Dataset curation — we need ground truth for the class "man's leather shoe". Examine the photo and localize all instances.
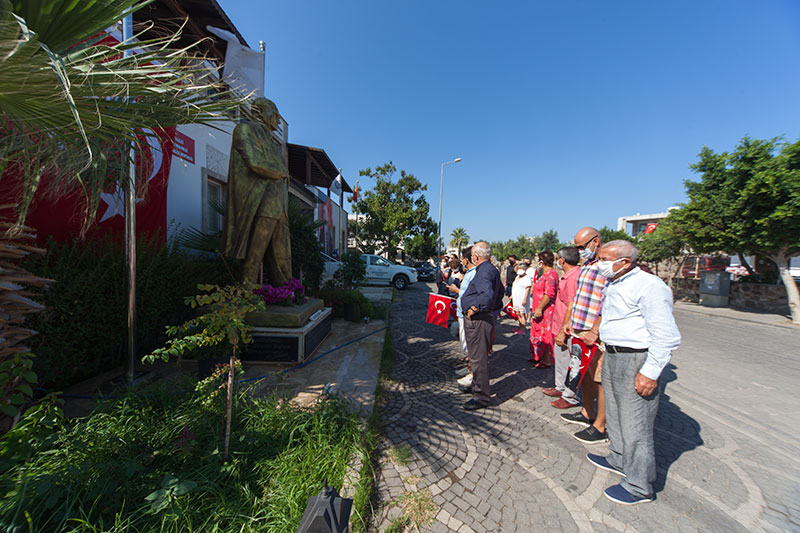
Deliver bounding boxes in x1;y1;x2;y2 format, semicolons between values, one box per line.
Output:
541;387;562;398
463;399;489;410
551;397;580;409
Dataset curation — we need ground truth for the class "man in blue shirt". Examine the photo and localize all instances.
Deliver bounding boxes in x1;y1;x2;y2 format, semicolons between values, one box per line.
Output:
459;242;504;410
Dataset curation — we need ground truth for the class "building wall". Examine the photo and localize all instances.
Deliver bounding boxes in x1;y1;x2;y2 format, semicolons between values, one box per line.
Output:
166;122;234;235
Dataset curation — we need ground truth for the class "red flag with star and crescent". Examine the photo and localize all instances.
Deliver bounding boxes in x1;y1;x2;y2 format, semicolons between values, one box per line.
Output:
426;293;457;328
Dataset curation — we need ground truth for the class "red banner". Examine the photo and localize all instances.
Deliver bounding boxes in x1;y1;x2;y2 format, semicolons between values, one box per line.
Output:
563;336;599;394
0;128;175;245
645;223;658;234
426;293;457;328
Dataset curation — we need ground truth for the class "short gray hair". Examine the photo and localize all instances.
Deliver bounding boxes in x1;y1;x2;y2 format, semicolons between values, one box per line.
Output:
473;242;491;259
603;240;638;264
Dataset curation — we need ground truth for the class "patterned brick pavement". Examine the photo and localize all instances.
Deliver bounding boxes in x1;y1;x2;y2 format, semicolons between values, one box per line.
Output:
372;283;799;532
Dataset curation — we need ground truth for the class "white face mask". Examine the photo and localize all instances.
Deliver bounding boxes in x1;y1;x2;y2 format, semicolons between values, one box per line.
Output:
579;246;595;261
597;258;625;279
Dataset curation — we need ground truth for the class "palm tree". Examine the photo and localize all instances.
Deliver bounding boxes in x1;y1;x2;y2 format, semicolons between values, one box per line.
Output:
1;0;245;231
449;227;469;253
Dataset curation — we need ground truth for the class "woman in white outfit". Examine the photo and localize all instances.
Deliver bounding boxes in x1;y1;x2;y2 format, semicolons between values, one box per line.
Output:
511;264;532;334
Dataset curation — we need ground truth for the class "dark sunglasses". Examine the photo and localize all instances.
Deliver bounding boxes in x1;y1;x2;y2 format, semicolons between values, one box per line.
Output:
575;235;598;250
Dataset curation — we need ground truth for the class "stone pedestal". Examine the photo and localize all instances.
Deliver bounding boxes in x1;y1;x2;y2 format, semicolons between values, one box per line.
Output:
242;299;332;363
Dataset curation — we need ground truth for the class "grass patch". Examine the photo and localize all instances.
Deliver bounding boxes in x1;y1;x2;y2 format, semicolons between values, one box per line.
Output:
388;445;412;467
398;488;437;529
384;515;409;533
0;377;365;532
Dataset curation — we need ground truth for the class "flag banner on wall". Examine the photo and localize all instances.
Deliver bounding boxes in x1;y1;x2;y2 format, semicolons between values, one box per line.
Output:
426;293;457;328
0;128;175;245
645;223;658;234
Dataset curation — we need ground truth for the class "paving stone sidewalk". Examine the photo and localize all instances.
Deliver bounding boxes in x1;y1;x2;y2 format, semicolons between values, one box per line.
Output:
371;284;798;532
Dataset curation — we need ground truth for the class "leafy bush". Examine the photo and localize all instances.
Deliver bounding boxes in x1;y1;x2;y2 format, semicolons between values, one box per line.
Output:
0;380;365;532
23;236;231;389
332;251;366;289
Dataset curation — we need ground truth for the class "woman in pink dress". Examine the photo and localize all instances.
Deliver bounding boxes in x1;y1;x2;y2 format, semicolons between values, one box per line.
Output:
529;250;559;368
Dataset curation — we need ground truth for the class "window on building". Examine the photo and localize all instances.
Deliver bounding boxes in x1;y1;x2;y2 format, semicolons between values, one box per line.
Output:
202;168;227;233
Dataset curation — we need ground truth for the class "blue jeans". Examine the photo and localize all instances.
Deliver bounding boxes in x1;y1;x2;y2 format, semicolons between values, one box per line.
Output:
603;350;659;498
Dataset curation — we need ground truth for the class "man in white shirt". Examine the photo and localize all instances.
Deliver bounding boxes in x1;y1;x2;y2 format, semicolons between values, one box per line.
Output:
586;240;681;505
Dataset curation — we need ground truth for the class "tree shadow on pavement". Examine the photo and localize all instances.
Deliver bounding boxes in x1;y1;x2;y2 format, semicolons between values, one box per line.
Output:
652;363;703;493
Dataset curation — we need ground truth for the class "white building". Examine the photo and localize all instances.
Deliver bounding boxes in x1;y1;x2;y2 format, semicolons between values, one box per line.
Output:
617;207;679;237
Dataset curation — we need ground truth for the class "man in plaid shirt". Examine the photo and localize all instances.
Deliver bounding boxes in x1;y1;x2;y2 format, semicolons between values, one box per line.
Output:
553;227;609;445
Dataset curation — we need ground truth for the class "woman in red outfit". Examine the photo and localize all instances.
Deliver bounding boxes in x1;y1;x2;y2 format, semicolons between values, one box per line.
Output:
529;250;559;368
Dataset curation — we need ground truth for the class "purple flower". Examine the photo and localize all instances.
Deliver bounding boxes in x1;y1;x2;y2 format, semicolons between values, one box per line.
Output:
254;278;306;305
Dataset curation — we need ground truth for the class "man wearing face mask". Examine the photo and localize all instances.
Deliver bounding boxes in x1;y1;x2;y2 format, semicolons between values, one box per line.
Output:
586;240;681;505
553;227;608;446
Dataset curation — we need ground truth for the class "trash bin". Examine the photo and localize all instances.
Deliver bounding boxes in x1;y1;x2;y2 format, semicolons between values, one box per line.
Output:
699;271;731;307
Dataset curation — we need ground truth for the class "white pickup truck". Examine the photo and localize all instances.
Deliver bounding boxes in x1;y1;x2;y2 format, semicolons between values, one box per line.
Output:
321;253;418;289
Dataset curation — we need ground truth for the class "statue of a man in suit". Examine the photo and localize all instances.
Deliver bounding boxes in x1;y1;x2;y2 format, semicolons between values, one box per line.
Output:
221;98;291;285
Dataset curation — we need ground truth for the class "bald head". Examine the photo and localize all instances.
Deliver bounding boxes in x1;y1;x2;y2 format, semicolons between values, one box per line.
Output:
574;227;601;247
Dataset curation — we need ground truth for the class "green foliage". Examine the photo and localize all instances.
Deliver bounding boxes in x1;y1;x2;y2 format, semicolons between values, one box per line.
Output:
637;216;685;263
23;236;230;389
143;284;264;364
332;250;367;289
288;197;325;292
353;162;434;260
1;0;245;232
672;136;800;258
598;226;632;244
449;227;470;252
404;218;438;260
0;383;366;532
489;229;562;261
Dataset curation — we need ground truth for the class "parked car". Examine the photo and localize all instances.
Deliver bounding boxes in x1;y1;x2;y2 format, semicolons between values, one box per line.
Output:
414;261;436;281
320;253;418;289
681;255;729;278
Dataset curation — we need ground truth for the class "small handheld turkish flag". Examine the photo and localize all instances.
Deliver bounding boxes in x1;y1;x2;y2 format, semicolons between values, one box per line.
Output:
426;293;456;328
502;300;519;320
563;336;600;395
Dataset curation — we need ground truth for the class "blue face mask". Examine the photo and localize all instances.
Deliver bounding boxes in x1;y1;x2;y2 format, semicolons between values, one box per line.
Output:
579;246;595;261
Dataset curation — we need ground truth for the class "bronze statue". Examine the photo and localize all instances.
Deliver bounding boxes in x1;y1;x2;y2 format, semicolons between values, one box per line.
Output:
222;98;292;285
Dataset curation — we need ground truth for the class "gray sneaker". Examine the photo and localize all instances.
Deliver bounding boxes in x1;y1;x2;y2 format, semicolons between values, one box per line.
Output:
574;425;608;444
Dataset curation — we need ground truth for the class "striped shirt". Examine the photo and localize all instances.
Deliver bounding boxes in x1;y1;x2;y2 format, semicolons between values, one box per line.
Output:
569;260;607;331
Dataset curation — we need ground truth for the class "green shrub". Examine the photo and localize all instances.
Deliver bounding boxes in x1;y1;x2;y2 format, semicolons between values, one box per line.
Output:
0;380;365;532
23;236;230;389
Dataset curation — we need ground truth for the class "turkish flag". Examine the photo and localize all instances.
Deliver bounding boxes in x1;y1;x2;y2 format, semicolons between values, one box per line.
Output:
645;223;658;234
563;336;600;394
426;293;456;328
0;127;175;246
502;300;519;320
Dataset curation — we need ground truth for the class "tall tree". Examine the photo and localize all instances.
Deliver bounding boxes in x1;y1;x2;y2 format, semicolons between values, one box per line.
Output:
671;136;800;323
637;216;687;283
599;226;632;244
530;229;561;253
405;218;438;260
449;227;469;253
352;162;432;260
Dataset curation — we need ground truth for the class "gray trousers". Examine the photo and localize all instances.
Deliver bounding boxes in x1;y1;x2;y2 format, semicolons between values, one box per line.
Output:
463;314;495;405
603;350;659;498
554;345;578;403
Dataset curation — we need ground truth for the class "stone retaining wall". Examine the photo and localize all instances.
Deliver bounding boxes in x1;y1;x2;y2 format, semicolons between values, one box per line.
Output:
667;277;790;314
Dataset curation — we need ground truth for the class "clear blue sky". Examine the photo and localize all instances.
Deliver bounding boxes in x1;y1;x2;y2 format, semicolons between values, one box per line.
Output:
221;0;800;244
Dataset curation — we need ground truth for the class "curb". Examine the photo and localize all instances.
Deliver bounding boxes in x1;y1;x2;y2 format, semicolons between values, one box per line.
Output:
674;303;798;331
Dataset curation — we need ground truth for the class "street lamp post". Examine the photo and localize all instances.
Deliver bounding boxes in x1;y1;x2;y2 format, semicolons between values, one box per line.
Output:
437;157;462;281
